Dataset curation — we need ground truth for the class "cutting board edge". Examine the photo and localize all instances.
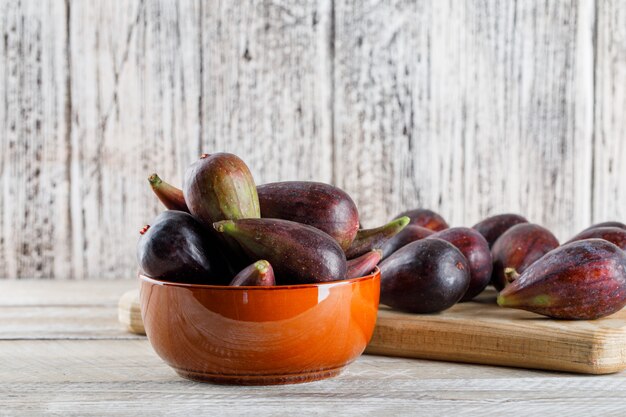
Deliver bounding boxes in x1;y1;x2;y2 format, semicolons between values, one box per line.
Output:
363;345;626;375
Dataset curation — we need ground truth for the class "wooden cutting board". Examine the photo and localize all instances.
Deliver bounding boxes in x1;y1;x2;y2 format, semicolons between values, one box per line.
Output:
118;289;626;375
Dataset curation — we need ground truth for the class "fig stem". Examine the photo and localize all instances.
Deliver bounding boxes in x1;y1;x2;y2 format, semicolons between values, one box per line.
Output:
148;173;162;188
504;267;520;283
213;220;235;233
253;260;270;274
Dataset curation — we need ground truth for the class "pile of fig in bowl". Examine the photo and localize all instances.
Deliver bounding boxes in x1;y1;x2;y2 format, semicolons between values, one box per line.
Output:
137;152;389;385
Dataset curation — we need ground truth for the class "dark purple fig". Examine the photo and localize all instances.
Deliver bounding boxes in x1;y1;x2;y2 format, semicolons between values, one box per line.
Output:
345;217;410;259
379;238;470;313
257;181;359;251
229;260;276;286
497;239;626;319
395;208;449;231
428;227;492;301
581;221;626;233
491;223;559;291
346;250;382;279
213;218;347;284
381;225;434;259
472;213;528;248
148;173;190;212
137;211;227;284
183;153;260;226
567;227;626;250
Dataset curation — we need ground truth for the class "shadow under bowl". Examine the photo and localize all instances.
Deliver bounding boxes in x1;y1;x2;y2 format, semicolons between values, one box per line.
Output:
139;268;380;385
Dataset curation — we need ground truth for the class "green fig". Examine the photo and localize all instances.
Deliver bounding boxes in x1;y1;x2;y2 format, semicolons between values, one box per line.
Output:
183;153;260;226
345;217;410;259
214;218;347;284
148;173;189;212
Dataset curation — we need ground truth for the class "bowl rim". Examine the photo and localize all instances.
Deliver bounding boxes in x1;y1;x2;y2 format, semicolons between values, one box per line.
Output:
138;266;380;291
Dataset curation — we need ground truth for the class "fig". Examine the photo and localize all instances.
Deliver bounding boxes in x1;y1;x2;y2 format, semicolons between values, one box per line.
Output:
137;211;227;284
472;213;528;248
581;221;626;233
345;217;410;259
257;181;359;251
148;173;189;212
395;208;448;231
346;250;382;279
491;223;559;291
381;225;434;259
567;227;626;250
183;153;260;226
429;227;492;301
379;238;470;313
229;260;276;286
214;218;347;284
497;239;626;319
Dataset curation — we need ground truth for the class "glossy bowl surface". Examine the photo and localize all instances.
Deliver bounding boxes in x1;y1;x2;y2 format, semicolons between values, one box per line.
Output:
139;268;380;385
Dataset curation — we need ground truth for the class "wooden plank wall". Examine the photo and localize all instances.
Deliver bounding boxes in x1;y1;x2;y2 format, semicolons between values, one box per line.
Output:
0;0;624;279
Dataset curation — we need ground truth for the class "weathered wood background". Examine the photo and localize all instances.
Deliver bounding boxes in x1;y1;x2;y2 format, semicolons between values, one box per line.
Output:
0;0;624;279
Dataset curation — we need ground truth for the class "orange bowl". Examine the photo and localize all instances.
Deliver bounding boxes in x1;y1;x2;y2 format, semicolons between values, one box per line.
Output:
139;268;380;385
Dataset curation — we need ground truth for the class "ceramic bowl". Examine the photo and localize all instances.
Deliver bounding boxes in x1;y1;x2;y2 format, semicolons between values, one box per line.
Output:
139;268;380;385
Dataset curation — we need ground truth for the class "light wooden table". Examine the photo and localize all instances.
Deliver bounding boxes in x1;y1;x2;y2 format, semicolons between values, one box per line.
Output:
2;281;626;416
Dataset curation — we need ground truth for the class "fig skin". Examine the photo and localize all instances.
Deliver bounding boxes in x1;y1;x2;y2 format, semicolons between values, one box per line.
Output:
497;239;626;319
567;227;626;250
429;227;492;301
148;173;189;212
379;238;470;313
346;250;382;279
257;181;359;251
491;223;559;291
472;213;528;248
183;152;260;227
395;208;449;231
214;218;347;284
581;221;626;233
381;225;434;259
229;260;276;286
345;217;410;259
137;211;227;284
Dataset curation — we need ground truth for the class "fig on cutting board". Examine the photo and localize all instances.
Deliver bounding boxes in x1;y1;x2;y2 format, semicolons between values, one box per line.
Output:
183;152;260;226
567;227;626;250
380;225;434;259
229;260;276;286
395;208;449;231
346;250;382;279
581;221;626;233
345;217;410;259
257;181;359;251
379;238;470;313
472;213;528;248
214;218;347;284
429;227;492;301
497;239;626;319
137;211;228;284
148;173;189;212
491;223;559;291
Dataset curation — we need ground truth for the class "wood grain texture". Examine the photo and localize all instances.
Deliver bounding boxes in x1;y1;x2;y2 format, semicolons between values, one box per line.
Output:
68;0;203;280
592;0;626;229
2;0;626;279
199;0;333;184
0;0;72;279
333;0;595;240
3;281;626;416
